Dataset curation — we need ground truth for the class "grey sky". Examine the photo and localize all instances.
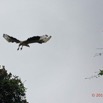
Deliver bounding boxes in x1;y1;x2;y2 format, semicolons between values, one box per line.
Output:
1;0;103;103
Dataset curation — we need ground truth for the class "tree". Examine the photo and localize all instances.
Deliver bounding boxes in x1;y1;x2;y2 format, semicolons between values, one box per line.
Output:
85;69;103;79
0;66;28;103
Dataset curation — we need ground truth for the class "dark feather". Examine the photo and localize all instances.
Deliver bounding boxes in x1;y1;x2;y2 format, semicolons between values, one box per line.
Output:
3;34;20;43
24;36;41;44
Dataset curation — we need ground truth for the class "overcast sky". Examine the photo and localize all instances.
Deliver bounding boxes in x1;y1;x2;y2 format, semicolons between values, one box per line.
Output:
1;0;103;103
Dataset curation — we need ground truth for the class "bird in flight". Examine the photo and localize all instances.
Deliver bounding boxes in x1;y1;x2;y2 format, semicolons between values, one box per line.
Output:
3;34;52;50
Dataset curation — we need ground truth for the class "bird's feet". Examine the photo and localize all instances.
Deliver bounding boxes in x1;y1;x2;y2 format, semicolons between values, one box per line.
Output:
17;48;19;50
17;46;23;50
20;47;22;50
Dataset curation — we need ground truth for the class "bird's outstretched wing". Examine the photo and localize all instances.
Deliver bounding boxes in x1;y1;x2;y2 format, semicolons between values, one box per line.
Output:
25;36;41;44
24;35;52;44
39;35;52;43
3;34;20;43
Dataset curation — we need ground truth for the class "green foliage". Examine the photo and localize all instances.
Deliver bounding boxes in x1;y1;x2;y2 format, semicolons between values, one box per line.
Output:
85;69;103;79
98;70;103;76
0;67;28;103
